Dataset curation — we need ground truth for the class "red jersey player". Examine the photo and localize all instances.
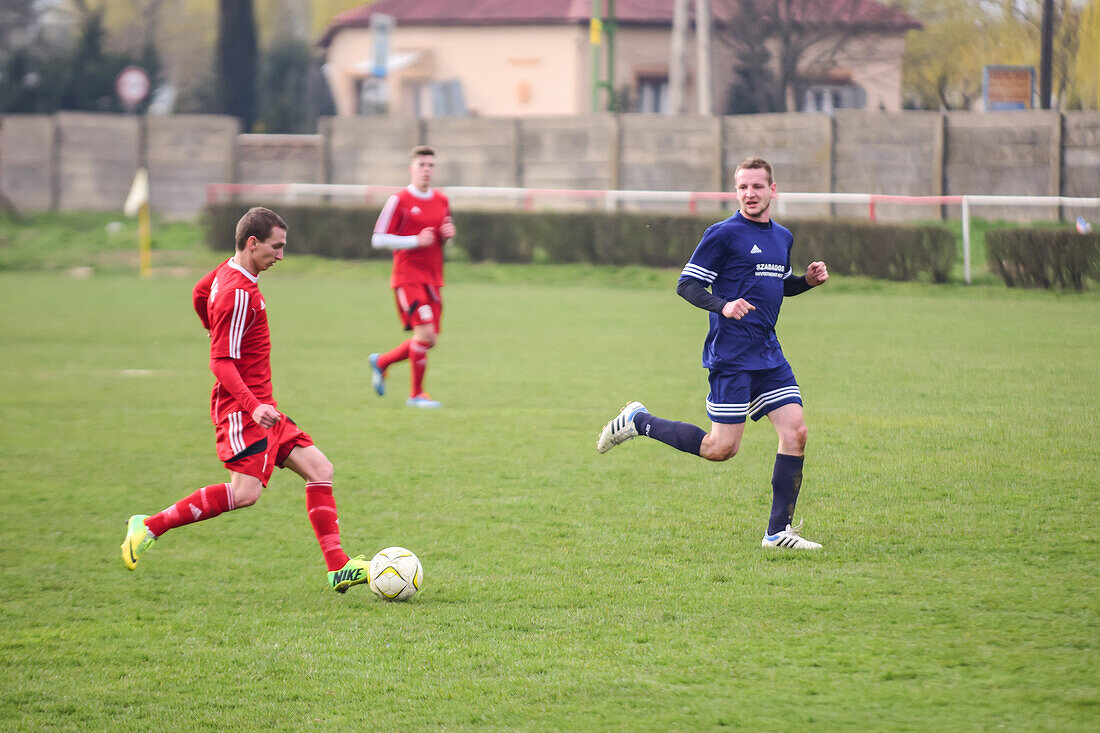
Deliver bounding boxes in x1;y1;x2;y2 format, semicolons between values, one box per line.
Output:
368;145;456;408
121;207;372;593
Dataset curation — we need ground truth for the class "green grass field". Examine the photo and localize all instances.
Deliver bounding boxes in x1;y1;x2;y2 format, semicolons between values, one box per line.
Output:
1;215;1098;730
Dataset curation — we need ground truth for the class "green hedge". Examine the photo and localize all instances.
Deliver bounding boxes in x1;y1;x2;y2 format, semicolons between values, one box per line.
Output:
204;202;385;260
785;220;955;283
204;202;956;281
986;228;1100;291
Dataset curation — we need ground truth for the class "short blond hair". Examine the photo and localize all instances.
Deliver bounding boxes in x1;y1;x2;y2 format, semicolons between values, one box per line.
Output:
734;156;774;185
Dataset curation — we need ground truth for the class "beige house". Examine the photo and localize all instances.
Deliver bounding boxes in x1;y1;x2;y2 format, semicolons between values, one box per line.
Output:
319;0;920;117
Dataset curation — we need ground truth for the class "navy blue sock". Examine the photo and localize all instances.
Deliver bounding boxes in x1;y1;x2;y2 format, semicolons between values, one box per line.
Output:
633;412;706;455
768;453;804;535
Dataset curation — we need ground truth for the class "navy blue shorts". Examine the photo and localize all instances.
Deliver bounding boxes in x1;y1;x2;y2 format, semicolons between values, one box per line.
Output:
705;362;802;424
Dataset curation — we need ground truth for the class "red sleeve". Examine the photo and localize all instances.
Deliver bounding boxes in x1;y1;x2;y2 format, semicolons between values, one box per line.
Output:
208;286;252;360
210;357;261;415
374;194;404;235
192;268;217;331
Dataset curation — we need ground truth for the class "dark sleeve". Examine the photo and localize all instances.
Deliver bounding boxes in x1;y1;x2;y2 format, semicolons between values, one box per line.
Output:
677;277;727;313
783;275;812;297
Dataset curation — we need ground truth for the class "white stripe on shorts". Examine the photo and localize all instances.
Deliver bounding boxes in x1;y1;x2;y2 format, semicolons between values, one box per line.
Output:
748;385;802;417
706;398;751;419
228;411;245;456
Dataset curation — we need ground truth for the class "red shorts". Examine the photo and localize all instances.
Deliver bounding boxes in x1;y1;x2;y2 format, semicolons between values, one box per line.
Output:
215;411;314;486
394;284;442;332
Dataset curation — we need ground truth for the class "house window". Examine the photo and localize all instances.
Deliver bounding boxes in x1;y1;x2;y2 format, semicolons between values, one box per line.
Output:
801;83;866;113
402;81;428;116
636;76;669;114
399;79;467;117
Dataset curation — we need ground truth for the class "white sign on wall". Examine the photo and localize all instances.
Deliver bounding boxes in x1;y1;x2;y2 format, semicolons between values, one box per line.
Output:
116;66;151;111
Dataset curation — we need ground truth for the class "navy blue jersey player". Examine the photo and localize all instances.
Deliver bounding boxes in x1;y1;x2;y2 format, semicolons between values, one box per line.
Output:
597;156;829;550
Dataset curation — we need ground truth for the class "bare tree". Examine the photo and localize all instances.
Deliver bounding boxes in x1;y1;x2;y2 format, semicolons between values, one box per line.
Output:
721;0;905;113
901;0;1086;110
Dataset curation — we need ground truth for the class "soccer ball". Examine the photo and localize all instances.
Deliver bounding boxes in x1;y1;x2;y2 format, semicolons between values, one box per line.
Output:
368;546;423;601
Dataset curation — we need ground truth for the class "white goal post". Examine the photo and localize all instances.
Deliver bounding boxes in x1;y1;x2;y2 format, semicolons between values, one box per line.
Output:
207;183;1100;285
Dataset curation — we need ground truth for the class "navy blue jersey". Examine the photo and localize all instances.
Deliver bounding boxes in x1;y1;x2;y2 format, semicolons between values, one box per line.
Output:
679;212;794;370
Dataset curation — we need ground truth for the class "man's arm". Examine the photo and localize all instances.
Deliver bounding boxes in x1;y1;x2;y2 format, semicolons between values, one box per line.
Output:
192;268;217;331
372;193;434;250
206;287;279;428
677;278;755;320
784;261;829;296
783;275;811;297
440;214;455;242
677;277;727;313
371;230;436;250
210;357;279;428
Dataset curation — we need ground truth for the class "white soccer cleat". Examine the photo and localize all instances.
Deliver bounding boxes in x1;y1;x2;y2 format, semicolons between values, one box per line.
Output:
596;401;647;454
761;520;822;550
406;393;442;409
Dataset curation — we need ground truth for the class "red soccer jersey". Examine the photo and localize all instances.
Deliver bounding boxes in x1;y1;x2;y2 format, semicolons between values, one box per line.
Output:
192;258;275;423
374;185;451;288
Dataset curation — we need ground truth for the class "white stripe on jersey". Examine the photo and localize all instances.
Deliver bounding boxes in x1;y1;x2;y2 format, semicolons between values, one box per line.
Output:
748;386;802;416
229;288;249;359
375;194;399;234
228;411;245;455
681;263;717;283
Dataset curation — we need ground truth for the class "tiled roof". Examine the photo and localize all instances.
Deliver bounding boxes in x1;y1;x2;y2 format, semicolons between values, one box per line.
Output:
319;0;921;46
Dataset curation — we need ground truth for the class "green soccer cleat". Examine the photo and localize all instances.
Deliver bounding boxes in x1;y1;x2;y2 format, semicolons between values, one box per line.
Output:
121;514;156;570
328;554;371;594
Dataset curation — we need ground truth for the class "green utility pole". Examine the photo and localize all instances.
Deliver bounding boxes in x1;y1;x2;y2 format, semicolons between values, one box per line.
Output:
591;0;617;112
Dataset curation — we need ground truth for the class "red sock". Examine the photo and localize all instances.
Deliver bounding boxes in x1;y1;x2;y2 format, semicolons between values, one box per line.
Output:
409;339;432;397
144;483;235;538
306;481;349;571
376;339;411;371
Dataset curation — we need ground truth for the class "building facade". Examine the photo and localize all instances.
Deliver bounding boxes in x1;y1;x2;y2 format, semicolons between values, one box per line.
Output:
319;0;921;118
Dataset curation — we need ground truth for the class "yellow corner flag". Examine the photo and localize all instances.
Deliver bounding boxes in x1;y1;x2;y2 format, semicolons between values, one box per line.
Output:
124;168;151;278
590;17;603;45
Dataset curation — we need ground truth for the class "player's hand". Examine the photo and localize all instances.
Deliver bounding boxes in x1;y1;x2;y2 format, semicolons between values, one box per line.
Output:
440;216;456;241
252;404;281;429
806;261;829;286
722;298;756;320
417;227;437;246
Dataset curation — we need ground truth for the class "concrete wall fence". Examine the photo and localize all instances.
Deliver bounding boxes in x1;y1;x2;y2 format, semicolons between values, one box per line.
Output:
2;110;1098;221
